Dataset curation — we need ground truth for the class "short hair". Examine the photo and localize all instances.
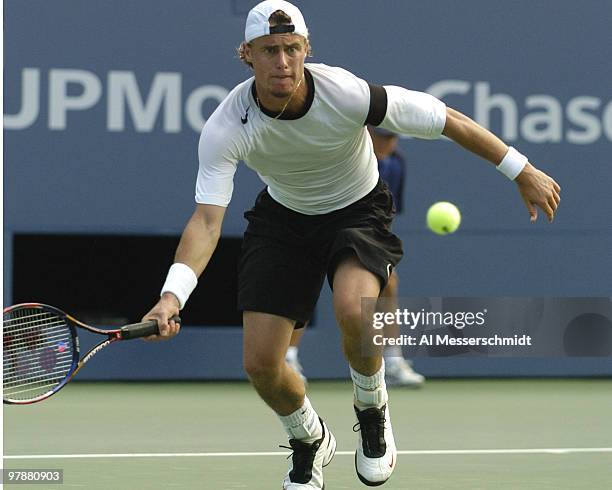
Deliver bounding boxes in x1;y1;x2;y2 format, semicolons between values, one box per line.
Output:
269;9;293;27
237;9;311;68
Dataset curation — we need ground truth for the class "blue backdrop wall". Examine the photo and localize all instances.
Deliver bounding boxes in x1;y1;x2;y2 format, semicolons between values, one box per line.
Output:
4;0;612;378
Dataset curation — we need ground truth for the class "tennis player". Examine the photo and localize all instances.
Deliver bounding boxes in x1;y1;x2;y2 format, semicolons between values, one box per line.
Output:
143;1;561;488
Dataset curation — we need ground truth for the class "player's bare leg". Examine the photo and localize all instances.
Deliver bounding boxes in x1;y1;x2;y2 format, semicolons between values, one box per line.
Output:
243;311;335;489
381;272;425;387
290;326;306;348
287;326;308;383
332;254;397;486
243;311;304;414
332;255;383;375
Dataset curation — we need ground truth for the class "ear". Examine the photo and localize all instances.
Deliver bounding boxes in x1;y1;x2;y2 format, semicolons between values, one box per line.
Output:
242;42;253;64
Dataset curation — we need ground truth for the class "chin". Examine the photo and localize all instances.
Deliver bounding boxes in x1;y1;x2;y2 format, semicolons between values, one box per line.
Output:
271;90;292;99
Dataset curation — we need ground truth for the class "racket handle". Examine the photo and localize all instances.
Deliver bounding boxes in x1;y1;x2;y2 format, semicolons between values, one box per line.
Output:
120;316;181;340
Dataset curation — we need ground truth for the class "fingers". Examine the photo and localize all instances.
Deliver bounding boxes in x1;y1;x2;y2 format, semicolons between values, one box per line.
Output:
142;319;181;342
157;317;171;337
546;183;561;221
522;196;538;223
518;168;561;223
542;200;555;222
534;191;555;223
163;318;181;337
527;196;557;224
154;317;181;340
141;303;181;342
547;194;559;215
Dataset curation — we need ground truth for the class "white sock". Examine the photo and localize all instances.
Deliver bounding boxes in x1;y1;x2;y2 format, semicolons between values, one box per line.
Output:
351;361;388;411
285;346;299;363
278;396;322;443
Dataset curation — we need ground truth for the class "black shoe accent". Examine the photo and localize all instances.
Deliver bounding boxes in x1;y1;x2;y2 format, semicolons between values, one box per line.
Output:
280;418;326;484
353;405;387;458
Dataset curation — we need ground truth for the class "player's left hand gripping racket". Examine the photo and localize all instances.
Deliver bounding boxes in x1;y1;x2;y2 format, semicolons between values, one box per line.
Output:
3;303;180;405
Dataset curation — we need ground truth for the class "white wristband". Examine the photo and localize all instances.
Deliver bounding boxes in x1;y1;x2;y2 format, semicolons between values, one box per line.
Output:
497;147;528;180
160;263;198;310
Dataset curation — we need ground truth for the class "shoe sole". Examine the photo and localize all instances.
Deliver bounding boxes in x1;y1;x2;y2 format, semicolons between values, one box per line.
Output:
354;452;389;487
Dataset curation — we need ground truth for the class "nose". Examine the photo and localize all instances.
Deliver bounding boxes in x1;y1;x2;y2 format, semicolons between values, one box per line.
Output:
274;50;289;69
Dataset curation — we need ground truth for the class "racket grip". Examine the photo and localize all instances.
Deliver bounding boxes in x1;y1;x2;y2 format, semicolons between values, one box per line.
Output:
120;315;181;339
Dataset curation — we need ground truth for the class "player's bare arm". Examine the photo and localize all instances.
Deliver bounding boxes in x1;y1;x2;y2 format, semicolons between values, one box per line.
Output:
442;107;561;222
143;203;226;340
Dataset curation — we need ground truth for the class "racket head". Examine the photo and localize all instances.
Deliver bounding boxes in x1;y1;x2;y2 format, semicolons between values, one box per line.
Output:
3;303;79;404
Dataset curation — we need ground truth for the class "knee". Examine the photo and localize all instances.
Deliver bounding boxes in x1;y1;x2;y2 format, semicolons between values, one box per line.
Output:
335;301;363;336
243;354;283;383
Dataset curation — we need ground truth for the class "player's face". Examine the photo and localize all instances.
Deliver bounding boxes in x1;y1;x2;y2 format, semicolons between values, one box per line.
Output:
246;34;308;99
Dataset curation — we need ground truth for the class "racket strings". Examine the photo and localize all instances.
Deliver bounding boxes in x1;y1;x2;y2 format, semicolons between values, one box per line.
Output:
4;318;69;335
3;307;76;401
4;367;73;387
3;358;75;381
4;330;74;356
5;327;72;351
3;311;65;325
5;380;67;397
4;369;73;391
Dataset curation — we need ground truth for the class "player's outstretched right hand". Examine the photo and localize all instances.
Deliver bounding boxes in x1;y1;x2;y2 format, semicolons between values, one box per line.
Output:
142;293;181;341
515;163;561;223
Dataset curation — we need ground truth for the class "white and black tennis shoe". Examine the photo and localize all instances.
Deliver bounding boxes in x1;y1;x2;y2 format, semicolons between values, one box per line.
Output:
353;404;397;486
281;418;336;489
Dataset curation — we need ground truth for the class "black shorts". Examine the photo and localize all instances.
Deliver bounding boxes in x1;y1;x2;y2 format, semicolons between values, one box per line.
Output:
237;179;403;326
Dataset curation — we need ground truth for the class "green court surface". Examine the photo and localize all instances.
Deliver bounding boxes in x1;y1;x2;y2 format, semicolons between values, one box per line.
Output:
4;379;612;489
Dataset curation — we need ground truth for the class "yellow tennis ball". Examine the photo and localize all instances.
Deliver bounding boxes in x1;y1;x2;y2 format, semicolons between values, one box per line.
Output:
426;201;461;235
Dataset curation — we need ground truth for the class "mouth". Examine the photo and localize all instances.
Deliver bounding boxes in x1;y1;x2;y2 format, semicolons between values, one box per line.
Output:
271;75;294;91
269;75;295;98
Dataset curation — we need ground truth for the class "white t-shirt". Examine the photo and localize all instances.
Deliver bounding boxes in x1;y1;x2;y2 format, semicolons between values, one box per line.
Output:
195;63;446;215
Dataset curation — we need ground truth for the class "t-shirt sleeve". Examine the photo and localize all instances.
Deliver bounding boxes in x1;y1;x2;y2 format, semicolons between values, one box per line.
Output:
195;121;239;207
319;65;372;127
377;85;447;139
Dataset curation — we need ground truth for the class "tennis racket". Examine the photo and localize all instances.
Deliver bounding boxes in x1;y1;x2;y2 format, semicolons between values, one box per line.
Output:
3;303;180;405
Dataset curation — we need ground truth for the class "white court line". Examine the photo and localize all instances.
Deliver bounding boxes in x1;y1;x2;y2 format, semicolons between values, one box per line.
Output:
4;448;612;459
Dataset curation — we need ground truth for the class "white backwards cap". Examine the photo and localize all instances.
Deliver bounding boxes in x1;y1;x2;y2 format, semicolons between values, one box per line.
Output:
245;0;309;42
